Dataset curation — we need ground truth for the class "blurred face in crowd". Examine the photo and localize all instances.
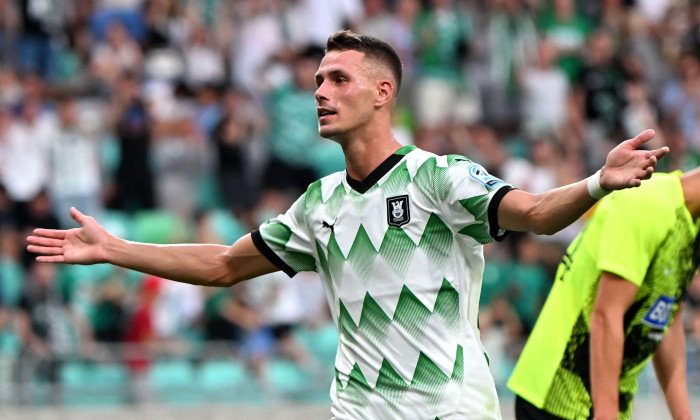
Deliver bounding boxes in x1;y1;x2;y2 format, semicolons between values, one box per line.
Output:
21;98;42;124
294;55;322;91
314;49;395;143
58;99;78;128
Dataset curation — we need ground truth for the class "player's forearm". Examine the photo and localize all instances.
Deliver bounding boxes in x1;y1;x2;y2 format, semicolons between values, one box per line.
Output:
499;181;597;235
653;315;691;420
590;310;624;420
105;236;235;287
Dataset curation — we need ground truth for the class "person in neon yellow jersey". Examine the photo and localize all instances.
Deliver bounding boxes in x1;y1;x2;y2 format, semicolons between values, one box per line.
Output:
509;168;700;420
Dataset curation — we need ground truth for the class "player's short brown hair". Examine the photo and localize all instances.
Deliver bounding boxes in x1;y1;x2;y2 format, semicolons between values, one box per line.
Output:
326;30;403;97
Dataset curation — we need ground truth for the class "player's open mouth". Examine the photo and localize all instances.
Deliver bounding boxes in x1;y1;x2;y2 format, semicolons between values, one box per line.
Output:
318;108;336;121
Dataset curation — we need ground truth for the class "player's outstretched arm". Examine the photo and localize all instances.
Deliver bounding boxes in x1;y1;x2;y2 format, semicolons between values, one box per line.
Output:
497;129;669;235
652;304;692;420
590;271;639;420
26;207;279;287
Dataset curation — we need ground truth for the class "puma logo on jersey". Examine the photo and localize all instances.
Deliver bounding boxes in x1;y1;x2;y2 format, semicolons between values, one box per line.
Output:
321;219;337;233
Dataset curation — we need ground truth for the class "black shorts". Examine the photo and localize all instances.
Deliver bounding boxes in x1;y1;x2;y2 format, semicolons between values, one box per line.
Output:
515;395;567;420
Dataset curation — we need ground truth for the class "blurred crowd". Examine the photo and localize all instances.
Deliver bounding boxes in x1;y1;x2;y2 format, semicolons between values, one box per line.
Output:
0;0;700;402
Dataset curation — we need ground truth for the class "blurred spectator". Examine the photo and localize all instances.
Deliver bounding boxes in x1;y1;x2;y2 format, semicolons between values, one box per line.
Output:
90;19;143;88
18;190;59;268
538;0;592;82
502;234;550;334
202;284;273;380
413;0;476;129
577;28;626;142
0;68;22;107
284;0;364;48
16;261;84;403
249;271;315;369
0;183;15;231
46;95;104;228
1;83;53;216
519;38;571;136
53;24;95;92
153;280;203;341
147;82;210;219
231;1;285;95
0;227;24;308
107;71;155;213
90;276;128;343
16;0;64;80
482;0;538;128
183;24;226;90
660;52;700;155
124;274;162;374
262;45;342;195
213;88;264;218
620;77;666;151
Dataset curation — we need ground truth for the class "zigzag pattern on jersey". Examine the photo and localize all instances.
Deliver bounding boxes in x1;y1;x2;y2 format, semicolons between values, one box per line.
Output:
305;154;493;245
260;152;496;276
334;281;464;415
315;212;455;287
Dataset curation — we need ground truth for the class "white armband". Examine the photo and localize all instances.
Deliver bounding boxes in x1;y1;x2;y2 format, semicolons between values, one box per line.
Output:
587;169;611;200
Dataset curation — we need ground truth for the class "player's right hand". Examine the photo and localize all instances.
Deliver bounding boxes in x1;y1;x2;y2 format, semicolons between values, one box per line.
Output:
26;207;111;265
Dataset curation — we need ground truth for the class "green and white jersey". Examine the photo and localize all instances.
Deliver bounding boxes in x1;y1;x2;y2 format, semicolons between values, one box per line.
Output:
508;171;700;420
253;145;513;419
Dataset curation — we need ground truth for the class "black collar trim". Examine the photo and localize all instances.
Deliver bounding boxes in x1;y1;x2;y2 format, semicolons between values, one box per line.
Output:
346;153;405;194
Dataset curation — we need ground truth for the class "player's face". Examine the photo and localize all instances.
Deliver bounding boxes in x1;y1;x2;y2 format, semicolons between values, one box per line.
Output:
314;50;378;142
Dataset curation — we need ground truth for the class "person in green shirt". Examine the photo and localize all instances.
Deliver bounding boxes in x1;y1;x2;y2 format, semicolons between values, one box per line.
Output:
508;168;700;420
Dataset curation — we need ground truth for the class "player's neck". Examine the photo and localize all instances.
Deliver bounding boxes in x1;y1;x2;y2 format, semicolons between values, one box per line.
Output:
342;131;403;182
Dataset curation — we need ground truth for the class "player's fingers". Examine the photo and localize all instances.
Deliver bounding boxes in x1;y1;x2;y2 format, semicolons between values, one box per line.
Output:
649;146;670;160
646;155;657;169
626;129;655;148
36;255;66;263
31;228;66;239
27;245;64;255
70;207;88;225
26;236;64;247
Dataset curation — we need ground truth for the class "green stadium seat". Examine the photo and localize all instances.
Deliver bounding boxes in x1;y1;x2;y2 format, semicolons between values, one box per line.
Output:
147;359;203;405
59;361;131;406
198;358;260;403
207;209;246;245
195;174;224;210
264;358;311;401
132;210;187;244
0;260;24;307
295;323;338;366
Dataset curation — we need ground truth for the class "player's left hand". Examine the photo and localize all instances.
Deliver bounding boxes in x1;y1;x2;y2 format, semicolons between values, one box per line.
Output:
600;129;669;190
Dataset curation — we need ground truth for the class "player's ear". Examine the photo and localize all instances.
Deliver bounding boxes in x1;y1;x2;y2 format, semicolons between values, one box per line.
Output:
375;79;394;108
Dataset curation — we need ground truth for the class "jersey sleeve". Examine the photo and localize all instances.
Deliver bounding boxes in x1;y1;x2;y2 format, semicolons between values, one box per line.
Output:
595;186;672;287
437;156;515;244
251;193;318;277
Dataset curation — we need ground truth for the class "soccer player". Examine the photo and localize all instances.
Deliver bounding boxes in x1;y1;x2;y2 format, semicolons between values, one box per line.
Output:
508;167;700;420
27;31;668;419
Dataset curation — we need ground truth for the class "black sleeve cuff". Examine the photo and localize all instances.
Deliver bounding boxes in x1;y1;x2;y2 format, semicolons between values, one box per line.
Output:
251;230;297;278
488;186;516;242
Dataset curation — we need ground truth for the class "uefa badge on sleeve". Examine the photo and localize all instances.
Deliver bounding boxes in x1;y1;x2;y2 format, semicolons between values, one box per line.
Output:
387;195;410;227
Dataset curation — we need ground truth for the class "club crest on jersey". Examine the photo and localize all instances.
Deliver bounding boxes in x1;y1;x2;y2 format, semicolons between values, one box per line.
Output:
642;295;675;329
387;195;410;227
468;165;503;187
